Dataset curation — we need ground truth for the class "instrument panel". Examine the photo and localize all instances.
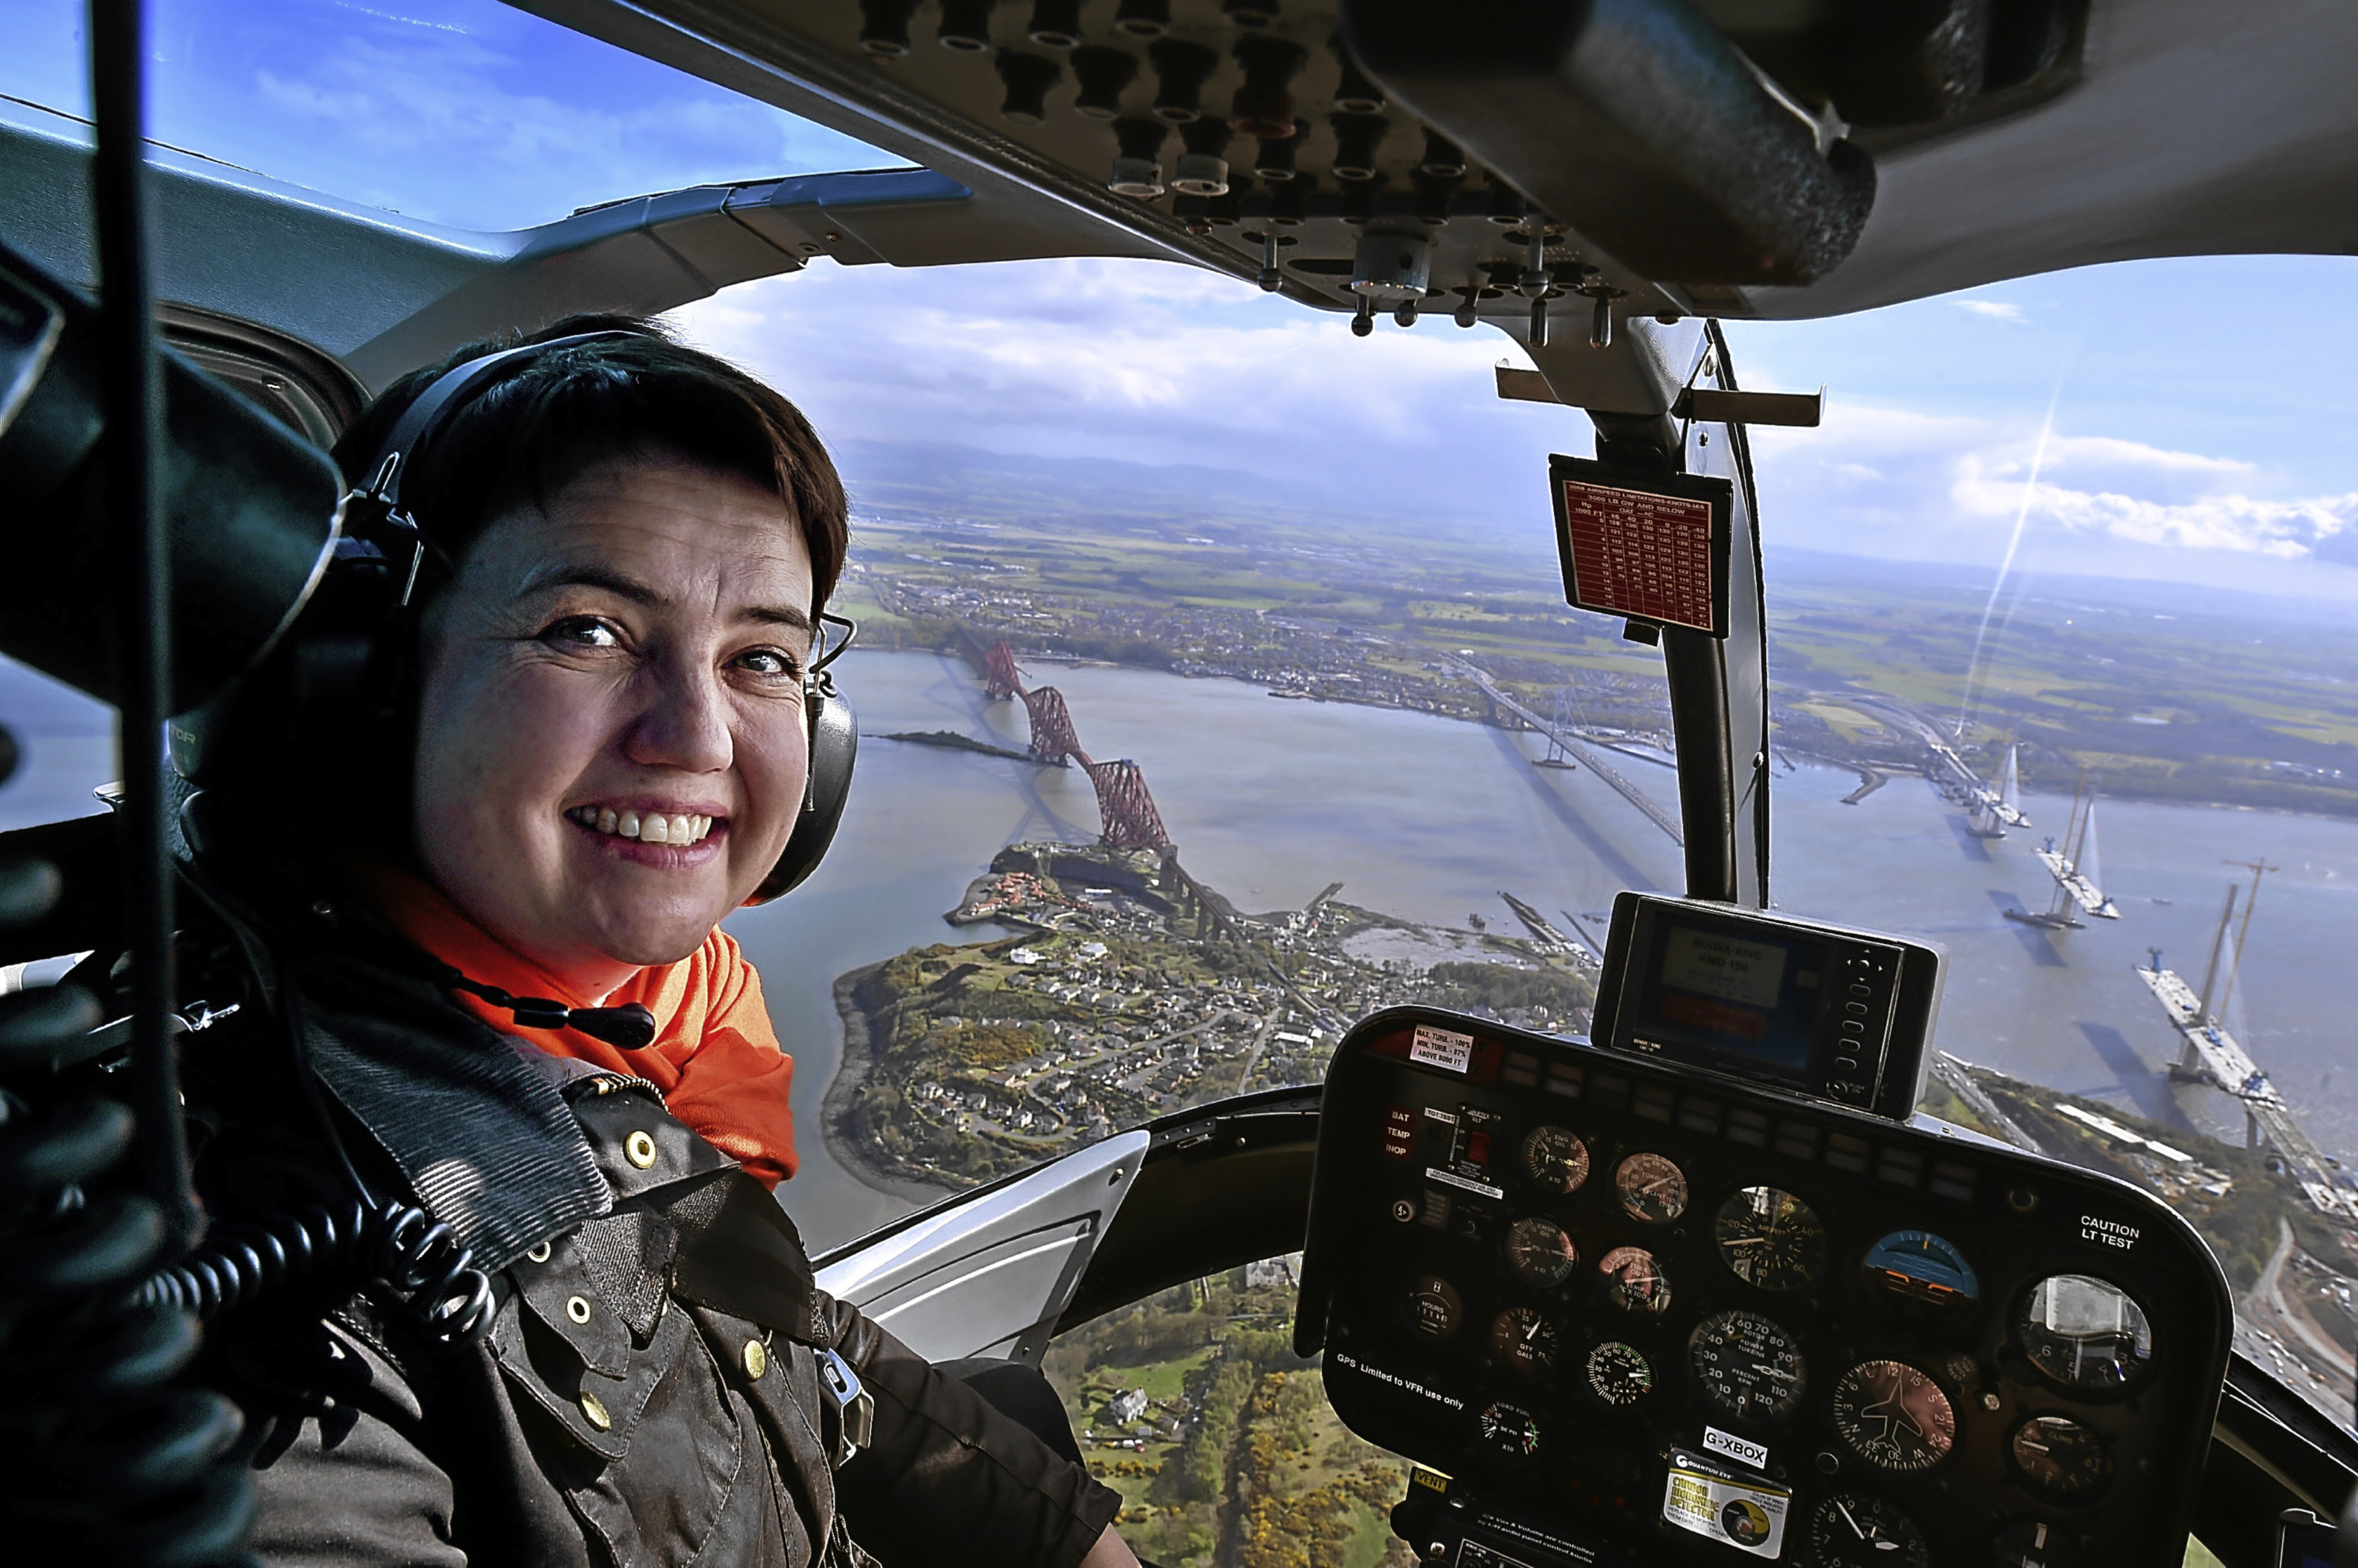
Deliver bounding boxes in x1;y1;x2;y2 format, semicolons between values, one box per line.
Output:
1295;1008;2232;1567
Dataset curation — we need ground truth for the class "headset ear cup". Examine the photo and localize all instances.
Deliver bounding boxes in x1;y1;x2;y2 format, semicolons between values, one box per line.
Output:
751;674;856;902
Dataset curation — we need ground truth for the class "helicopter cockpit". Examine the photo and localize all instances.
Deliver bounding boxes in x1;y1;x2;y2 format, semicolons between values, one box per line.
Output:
3;0;2356;1564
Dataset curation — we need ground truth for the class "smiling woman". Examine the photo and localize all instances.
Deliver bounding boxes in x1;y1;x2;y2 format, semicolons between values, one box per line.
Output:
3;0;904;230
157;319;1141;1567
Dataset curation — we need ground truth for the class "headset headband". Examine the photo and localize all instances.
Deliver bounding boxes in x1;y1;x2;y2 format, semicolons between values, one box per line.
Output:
358;330;637;513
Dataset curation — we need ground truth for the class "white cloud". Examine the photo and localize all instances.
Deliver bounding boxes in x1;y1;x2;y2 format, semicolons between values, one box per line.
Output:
671;258;2358;599
670;257;1561;517
1955;299;2026;321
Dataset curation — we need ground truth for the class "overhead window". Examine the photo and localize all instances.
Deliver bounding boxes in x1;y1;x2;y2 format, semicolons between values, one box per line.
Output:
3;0;911;231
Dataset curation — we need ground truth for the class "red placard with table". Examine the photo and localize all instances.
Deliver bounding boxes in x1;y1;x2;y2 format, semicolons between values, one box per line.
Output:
1548;457;1732;637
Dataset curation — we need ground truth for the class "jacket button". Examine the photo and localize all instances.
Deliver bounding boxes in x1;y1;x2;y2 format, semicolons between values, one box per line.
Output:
744;1339;769;1380
579;1390;612;1432
567;1295;593;1324
625;1130;659;1169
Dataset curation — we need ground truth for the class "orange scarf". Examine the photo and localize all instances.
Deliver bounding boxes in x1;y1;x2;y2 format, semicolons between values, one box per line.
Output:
354;865;799;1188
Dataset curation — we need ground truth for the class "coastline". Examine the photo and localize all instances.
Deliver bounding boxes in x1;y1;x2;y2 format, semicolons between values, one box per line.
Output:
821;962;962;1206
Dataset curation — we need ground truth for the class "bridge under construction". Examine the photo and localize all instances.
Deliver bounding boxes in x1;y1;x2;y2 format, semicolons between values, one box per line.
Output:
2142;861;2358;1221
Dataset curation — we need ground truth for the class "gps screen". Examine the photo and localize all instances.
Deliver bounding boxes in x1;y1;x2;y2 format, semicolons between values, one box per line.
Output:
1636;919;1824;1076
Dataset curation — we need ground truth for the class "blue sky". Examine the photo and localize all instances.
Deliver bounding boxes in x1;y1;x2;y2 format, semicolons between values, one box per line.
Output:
9;0;2358;604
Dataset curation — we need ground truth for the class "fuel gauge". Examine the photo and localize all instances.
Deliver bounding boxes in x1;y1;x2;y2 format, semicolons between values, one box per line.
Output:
1489;1306;1561;1379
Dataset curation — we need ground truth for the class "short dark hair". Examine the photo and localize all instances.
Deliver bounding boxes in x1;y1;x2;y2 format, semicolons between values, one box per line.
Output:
333;314;847;615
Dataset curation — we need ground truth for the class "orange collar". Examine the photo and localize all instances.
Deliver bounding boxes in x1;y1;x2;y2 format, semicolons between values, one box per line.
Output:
351;865;798;1188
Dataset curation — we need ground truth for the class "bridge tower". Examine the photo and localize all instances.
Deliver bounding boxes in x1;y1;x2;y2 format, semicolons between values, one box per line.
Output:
1084;758;1171;850
982;641;1024;700
1019;687;1083;765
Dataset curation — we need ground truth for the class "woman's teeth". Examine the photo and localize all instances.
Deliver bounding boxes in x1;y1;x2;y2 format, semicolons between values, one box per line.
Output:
567;806;715;846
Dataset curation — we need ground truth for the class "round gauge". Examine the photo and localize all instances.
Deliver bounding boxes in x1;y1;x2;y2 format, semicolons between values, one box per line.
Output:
1989;1519;2084;1568
1715;1186;1828;1292
1506;1217;1579;1289
1806;1493;1930;1568
1831;1360;1956;1474
1614;1152;1689;1223
1489;1307;1561;1378
1475;1400;1542;1462
1407;1274;1462;1339
2009;1415;2113;1502
2015;1274;2154;1393
1597;1246;1673;1316
1688;1309;1807;1423
1522;1126;1592;1195
1863;1230;1982;1314
1585;1340;1655;1409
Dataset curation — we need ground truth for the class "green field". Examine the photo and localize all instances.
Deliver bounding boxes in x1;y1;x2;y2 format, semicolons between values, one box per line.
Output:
840;461;2358;817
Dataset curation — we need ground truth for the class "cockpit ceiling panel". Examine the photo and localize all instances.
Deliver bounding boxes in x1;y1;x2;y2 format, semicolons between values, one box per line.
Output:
537;0;2358;321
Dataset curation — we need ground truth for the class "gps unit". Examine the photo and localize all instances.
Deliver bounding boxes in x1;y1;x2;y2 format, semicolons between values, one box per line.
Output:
1592;893;1942;1121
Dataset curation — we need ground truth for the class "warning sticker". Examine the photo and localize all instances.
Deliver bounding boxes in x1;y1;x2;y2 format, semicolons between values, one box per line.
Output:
1661;1449;1789;1557
1559;478;1720;633
1410;1024;1476;1074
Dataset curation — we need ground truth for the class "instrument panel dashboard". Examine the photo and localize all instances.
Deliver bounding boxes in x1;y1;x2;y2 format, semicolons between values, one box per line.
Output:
1295;1008;2233;1567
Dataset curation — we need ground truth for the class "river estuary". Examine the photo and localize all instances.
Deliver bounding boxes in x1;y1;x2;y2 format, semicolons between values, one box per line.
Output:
3;649;2352;1254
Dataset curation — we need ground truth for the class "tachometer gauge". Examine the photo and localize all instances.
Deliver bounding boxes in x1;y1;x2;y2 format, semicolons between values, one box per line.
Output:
2009;1415;2113;1502
2015;1274;2154;1393
1505;1217;1579;1288
1614;1152;1688;1223
1715;1186;1828;1292
1406;1274;1462;1338
1522;1126;1592;1194
1863;1230;1982;1316
1489;1306;1560;1378
1831;1360;1956;1474
1598;1246;1673;1316
1805;1493;1929;1568
1585;1340;1655;1409
1989;1520;2084;1567
1475;1400;1543;1462
1688;1309;1807;1422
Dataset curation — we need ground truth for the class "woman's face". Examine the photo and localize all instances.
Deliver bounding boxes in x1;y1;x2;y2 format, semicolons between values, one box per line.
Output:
411;456;816;992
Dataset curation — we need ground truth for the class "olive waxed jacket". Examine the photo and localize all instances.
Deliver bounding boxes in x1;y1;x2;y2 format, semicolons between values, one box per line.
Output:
182;914;1120;1567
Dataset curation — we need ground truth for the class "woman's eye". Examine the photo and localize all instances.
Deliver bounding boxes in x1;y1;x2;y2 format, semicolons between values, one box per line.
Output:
736;648;803;678
543;617;621;648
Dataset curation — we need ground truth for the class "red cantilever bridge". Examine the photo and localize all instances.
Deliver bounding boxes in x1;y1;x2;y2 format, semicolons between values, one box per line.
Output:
978;640;1171;851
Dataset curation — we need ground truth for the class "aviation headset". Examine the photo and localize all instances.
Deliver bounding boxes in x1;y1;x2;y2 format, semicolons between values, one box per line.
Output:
182;329;858;909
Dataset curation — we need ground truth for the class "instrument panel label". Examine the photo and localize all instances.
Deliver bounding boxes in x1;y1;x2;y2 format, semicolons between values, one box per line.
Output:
1662;1449;1789;1556
1427;1166;1507;1201
1702;1426;1768;1471
1559;478;1719;633
1329;1350;1467;1412
1412;1024;1477;1074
